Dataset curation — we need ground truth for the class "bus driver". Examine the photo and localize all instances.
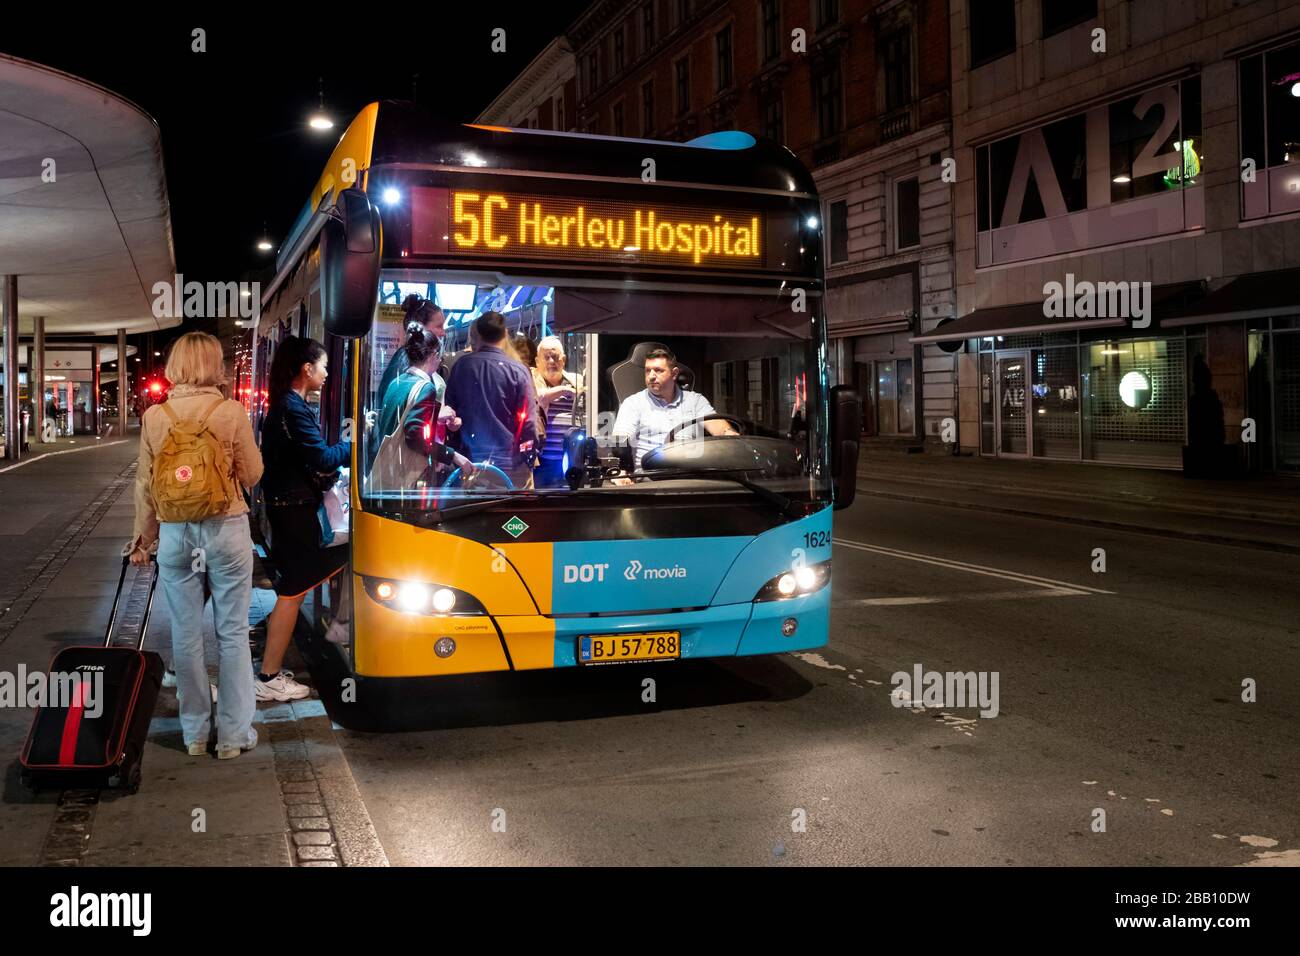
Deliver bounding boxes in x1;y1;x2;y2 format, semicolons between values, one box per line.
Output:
611;347;736;473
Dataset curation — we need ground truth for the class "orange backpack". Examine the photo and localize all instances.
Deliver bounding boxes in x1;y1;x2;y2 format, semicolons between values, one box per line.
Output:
150;397;238;523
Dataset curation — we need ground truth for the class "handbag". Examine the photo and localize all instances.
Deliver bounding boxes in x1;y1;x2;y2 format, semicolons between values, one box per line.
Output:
279;411;340;498
317;470;350;547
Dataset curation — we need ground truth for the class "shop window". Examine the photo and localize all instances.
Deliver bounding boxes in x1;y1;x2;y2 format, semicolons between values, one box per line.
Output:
1031;347;1080;458
1041;0;1096;38
1081;338;1187;466
828;199;849;264
980;352;995;453
970;0;1016;68
896;177;920;250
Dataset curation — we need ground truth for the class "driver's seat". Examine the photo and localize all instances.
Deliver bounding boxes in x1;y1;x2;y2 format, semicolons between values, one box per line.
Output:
608;341;695;404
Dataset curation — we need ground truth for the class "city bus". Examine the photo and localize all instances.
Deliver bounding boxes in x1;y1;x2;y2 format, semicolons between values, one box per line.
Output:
252;101;859;702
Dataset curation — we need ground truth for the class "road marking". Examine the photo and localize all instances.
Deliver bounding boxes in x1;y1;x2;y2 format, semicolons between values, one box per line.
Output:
833;538;1114;595
835;587;1090;607
0;440;129;473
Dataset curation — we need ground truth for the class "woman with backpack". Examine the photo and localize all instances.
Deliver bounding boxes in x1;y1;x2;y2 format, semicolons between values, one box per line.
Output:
128;332;263;760
258;336;351;702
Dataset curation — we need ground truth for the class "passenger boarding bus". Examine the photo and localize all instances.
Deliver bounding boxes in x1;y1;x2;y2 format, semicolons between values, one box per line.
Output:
252;101;860;705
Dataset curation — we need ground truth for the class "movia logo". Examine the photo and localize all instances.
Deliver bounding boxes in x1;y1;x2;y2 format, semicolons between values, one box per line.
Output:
624;559;687;581
502;516;529;539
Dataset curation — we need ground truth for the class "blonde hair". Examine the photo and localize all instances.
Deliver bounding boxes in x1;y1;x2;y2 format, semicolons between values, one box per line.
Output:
164;332;226;386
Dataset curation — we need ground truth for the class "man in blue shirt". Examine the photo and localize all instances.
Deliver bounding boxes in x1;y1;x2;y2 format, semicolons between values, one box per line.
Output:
612;347;736;471
443;311;539;489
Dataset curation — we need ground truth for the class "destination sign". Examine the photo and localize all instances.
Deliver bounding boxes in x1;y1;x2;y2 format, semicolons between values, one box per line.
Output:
410;187;775;270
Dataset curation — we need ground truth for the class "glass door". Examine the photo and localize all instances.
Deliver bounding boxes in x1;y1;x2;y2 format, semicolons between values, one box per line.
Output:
996;351;1030;456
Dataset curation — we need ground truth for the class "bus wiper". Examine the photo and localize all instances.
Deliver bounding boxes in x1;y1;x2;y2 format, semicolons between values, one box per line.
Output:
639;467;799;515
411;494;536;525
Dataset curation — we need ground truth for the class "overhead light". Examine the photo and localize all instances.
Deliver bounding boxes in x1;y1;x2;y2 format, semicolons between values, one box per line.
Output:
257;238;274;252
1113;174;1131;183
462;152;487;167
1292;81;1300;98
805;215;819;228
240;289;252;298
1101;348;1124;355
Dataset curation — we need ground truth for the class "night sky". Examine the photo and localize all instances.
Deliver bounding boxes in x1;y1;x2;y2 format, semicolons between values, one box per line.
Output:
3;10;588;289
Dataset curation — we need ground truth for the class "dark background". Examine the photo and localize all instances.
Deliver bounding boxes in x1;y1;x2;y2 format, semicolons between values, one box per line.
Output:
2;10;588;283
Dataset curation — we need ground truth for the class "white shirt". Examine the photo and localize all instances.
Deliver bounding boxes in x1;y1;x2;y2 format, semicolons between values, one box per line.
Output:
612;386;716;469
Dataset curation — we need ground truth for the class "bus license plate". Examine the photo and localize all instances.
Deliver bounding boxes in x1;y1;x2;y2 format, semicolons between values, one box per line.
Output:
579;632;680;664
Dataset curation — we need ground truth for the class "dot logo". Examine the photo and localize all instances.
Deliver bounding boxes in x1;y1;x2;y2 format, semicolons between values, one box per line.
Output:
175;465;193;483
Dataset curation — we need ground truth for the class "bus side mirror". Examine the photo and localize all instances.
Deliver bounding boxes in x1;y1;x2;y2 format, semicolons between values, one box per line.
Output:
830;384;861;511
320;188;382;338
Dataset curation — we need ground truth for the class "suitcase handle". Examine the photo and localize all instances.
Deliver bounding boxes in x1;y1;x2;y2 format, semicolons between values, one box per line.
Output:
106;555;160;650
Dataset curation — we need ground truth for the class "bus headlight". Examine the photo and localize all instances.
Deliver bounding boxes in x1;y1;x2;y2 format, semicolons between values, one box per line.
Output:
363;576;486;616
754;560;831;602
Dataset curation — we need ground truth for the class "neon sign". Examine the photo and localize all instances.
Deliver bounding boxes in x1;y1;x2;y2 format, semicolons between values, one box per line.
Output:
410;187;772;270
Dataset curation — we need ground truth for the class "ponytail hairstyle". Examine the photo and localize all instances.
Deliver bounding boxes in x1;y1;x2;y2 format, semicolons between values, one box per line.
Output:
403;320;442;368
268;335;326;407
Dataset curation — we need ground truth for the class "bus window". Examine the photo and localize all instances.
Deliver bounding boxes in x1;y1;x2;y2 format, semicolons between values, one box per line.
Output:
359;272;828;513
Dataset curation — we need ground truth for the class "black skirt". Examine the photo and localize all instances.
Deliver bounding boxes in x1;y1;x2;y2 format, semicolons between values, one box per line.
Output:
266;503;348;598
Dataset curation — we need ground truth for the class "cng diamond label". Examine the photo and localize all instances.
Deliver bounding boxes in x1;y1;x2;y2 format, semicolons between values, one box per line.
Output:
502;516;529;538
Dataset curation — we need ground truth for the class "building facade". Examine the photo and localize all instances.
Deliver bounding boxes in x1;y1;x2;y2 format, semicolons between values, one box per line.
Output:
477;38;578;131
554;0;954;439
932;0;1300;472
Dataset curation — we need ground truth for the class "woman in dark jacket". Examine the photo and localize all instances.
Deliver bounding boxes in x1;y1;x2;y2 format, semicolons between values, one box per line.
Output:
257;336;350;702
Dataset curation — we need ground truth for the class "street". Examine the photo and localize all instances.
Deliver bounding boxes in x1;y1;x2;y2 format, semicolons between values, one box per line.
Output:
323;494;1300;866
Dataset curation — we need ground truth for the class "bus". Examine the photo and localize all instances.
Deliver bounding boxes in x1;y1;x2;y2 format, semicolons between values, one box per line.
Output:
252;101;860;705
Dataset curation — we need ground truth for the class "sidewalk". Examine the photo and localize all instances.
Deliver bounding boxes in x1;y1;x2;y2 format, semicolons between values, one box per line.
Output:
0;438;386;866
856;441;1300;552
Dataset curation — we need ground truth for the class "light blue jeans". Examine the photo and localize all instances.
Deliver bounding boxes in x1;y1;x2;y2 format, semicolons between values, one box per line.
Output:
157;514;255;751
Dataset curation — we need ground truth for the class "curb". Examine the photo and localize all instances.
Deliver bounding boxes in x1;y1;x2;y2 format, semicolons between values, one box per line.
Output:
858;470;1300;528
858;485;1300;555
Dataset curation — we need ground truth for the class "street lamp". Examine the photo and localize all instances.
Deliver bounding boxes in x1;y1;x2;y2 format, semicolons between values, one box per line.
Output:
308;76;334;131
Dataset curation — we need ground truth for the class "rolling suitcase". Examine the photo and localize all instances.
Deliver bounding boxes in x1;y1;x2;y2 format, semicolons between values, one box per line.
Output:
19;555;164;793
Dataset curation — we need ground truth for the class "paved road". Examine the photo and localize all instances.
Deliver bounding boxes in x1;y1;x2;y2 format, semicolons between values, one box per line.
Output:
321;494;1300;865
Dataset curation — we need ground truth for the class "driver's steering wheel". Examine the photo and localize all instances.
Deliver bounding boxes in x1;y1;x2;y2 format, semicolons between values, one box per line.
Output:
665;413;755;443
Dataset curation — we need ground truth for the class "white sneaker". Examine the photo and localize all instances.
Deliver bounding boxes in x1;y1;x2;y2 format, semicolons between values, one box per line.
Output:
254;671;311;702
162;669;177;689
217;727;258;760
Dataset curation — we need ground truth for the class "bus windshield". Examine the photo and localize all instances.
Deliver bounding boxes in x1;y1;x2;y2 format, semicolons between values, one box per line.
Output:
358;273;829;516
